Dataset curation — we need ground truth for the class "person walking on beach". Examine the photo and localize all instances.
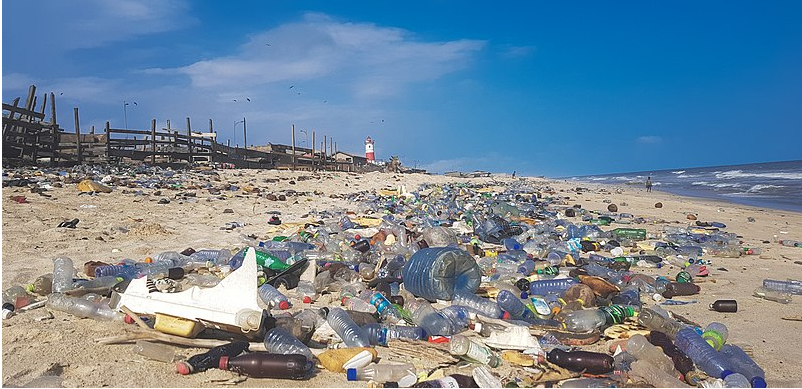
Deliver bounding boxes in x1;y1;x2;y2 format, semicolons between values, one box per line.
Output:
645;176;653;192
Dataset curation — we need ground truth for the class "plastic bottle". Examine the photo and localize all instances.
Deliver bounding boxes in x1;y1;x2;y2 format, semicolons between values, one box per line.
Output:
220;352;311;379
661;282;701;298
471;365;503;388
778;239;802;247
343;296;378;314
496;290;537;321
628;360;686;387
405;298;459;336
546;348;614;374
258;283;291;310
412;374;478;388
762;279;802;295
2;286;32;309
709;300;738;313
609;228;647;241
722;373;751;388
295;280;317;304
183;273;221;288
362;323;426;346
347;363;417;384
327;307;371;347
674;327;733;378
72;276;124;291
646;331;695;376
94;264;140;280
638;308;685;339
452;289;503;319
625;334;676;374
752;286;791;304
719;344;767;388
176;341;250;375
133;340;177;363
449;334;501;367
561;305;635;332
702;322;729;350
45;293;124;321
401;247;482;301
263;327;315;361
359;291;402;323
527;278;578;297
52;257;75;293
26;274;53;295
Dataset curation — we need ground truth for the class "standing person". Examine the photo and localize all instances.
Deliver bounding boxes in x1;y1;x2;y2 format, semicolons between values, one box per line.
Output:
645;176;653;192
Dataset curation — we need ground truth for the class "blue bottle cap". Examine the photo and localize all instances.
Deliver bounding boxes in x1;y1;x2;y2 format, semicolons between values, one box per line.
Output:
720;370;733;379
346;368;357;381
751;377;767;388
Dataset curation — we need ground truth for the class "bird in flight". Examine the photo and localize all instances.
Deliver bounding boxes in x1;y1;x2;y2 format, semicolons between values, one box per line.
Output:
246;98;251;102
289;85;295;89
233;99;237;102
265;43;272;46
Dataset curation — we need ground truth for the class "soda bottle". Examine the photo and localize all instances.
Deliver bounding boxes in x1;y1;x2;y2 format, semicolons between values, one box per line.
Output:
608;228;647;241
45;293;124;321
346;363;417;384
449;334;501;367
219;352;311;379
546;348;614;374
176;341;250;375
295;280;317;304
777;239;802;247
702;322;729;350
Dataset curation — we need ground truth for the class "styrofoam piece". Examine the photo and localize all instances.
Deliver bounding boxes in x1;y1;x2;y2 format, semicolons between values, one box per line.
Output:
114;247;263;332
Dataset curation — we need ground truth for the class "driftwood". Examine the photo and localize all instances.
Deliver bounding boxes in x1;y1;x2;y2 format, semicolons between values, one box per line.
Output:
384;338;459;370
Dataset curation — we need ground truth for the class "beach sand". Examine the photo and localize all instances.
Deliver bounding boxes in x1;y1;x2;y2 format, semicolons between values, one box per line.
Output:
2;170;801;387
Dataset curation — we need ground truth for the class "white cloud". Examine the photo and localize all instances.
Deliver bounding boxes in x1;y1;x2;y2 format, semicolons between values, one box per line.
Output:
636;135;662;144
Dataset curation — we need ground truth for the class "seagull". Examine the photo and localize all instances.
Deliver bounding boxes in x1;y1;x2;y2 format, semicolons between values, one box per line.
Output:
246;98;251;102
265;43;272;46
323;100;328;103
233;99;238;102
59;92;64;95
289;85;294;89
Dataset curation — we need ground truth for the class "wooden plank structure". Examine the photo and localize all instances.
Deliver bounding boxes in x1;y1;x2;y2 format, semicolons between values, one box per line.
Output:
3;84;382;172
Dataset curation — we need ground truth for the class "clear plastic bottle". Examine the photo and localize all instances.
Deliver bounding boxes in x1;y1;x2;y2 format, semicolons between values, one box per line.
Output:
52;257;75;293
94;264;140;280
472;365;503;388
401;247;482;301
625;334;676;374
359;291;402;323
638;307;685;339
702;322;729;350
133;340;177;363
752;286;791;304
152;251;193;267
342;296;378;314
449;334;501;367
327;307;371;347
258;283;291;310
412;374;477;388
189;249;231;264
762;279;802;295
561;305;635;333
723;373;751;388
346;363;417;384
183;273;221;288
295;280;317;303
45;293;124;321
72;276;124;291
496;290;536;321
647;331;695;376
675;327;733;379
719;345;767;388
263;327;315;361
527;278;578;296
628;360;685;387
452;289;503;319
362;323;426;345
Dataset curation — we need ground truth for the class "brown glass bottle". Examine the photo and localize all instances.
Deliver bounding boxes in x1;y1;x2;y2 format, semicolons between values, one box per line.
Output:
546;349;614;375
661;282;700;298
176;341;249;375
219;352;311;379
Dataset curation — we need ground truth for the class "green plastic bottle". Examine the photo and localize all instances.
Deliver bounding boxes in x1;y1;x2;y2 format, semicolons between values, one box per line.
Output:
255;251;291;271
609;228;647;241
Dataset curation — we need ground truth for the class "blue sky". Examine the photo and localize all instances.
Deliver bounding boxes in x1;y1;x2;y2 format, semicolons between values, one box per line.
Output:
3;1;801;177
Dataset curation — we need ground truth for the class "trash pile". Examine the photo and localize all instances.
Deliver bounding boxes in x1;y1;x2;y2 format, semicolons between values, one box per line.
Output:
4;178;801;387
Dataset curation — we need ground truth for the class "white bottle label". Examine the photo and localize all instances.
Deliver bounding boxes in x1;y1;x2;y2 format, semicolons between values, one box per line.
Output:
466;341;492;364
438;377;460;388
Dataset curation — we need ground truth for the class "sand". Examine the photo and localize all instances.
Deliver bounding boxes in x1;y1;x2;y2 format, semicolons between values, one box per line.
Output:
2;169;801;387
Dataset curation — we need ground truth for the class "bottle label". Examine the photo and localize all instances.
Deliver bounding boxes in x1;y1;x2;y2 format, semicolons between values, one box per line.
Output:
437;376;460;388
599;305;630;324
465;341;493;365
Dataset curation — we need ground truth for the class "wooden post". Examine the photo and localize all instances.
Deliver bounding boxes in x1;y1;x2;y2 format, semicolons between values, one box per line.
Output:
323;135;327;166
24;85;36;111
242;117;247;150
90;125;95;135
151;119;157;164
49;93;57;165
312;131;316;171
40;93;48;116
74;108;82;163
186;117;193;163
105;121;111;163
209;119;215;165
291;124;296;170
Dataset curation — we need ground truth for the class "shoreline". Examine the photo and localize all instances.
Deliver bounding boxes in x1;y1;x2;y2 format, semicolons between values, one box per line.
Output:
2;169;801;387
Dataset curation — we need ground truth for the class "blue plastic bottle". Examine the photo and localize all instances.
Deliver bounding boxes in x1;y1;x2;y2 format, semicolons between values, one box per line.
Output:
451;289;504;319
401;247;481;301
528;278;578;297
362;323;426;346
719;345;767;388
674;327;733;379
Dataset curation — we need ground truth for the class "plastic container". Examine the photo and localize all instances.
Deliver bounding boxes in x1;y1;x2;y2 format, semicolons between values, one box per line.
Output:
190;249;231;264
346;363;417;385
52;257;75;293
94;264;140;280
176;341;249;375
258;283;291;310
220;352;311;379
638;308;684;339
402;247;481;301
362;323;426;346
762;279;802;295
702;322;729;350
343;296;378;314
527;278;578;297
412;374;477;388
496;290;537;321
360;291;402;323
628;359;686;387
561;305;635;333
133;340;177;363
646;331;695;375
675;327;733;379
263;327;315;361
449;334;501;367
295;280;317;303
661;282;701;298
752;286;792;303
327;307;371;347
719;344;767;388
452;289;503;319
625;334;676;374
72;276;123;291
45;293;124;321
546;348;614;374
709;300;738;312
2;286;32;309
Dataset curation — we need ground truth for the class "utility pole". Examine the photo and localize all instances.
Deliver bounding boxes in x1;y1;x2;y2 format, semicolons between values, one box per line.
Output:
291;124;296;170
242;117;247;150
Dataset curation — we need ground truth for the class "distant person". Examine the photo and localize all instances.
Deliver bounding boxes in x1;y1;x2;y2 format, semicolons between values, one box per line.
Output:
512;171;516;178
645;176;653;192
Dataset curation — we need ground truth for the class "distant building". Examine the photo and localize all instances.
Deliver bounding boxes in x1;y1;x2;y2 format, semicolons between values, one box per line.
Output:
365;136;375;162
333;151;369;167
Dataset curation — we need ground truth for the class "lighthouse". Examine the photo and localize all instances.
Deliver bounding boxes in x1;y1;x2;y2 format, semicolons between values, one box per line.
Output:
365;136;375;162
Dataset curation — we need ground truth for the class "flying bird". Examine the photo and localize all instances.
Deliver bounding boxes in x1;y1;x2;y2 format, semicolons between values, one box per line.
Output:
246;98;251;102
233;99;238;102
59;92;64;95
289;85;294;89
265;43;272;46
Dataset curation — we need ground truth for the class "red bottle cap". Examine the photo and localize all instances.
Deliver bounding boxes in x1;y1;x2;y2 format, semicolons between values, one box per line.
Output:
278;301;290;310
501;311;511;320
175;361;192;375
124;314;134;324
303;296;312;304
218;356;229;370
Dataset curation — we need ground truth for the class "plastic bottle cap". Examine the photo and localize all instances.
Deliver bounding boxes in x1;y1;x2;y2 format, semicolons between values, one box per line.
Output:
346;368;358;381
501;311;511;320
2;308;14;320
278;301;290;310
218;356;229;370
167;267;185;280
175;361;192;375
751;377;767;388
720;370;733;379
303;296;312;304
124;314;134;324
145;257;153;263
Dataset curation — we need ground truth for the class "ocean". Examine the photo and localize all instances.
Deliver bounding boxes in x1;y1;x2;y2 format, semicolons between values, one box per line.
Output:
565;160;802;213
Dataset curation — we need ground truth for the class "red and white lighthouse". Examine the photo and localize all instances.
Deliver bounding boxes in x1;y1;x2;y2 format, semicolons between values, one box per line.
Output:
365;136;375;162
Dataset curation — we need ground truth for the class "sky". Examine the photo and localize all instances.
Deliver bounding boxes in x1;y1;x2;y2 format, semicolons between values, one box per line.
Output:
3;1;801;177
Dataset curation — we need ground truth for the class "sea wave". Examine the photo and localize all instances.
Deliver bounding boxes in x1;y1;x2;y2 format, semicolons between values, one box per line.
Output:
676;174;701;178
746;184;785;193
715;170;802;180
671;170;686;175
691;181;744;188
